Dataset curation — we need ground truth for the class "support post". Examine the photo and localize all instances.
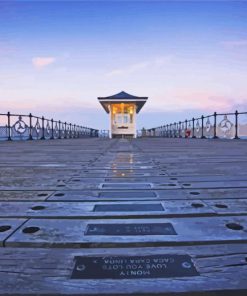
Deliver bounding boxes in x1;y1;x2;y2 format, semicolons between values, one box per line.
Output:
64;122;67;139
173;123;177;138
201;115;206;139
28;113;33;140
213;112;218;139
58;121;61;139
192;118;196;138
51;119;54;140
7;112;11;141
69;123;71;138
234;110;239;139
185;120;188;138
41;116;45;140
75;126;78;138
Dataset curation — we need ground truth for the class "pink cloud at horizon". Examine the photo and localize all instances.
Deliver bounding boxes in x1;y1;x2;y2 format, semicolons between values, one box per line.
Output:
145;92;247;114
32;57;56;69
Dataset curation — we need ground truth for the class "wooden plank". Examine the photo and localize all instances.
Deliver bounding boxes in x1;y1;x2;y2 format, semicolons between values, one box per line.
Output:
0;200;217;218
4;179;247;191
204;198;247;214
48;188;247;202
0;219;27;247
48;189;185;201
5;216;247;248
0;191;54;201
181;181;247;189
0;244;246;295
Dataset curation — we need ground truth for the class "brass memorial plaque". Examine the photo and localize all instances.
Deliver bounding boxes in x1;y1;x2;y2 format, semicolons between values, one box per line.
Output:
85;223;176;235
71;254;199;279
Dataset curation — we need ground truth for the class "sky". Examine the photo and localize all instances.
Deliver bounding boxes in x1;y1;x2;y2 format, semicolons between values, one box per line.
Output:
0;0;247;129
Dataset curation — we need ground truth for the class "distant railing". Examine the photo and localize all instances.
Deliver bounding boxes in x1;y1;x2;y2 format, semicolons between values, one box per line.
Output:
0;112;99;141
98;130;110;138
140;111;247;139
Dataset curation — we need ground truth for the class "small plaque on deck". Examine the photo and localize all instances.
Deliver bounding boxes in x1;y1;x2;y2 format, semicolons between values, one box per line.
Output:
85;223;176;235
93;204;164;212
71;254;199;279
105;178;144;182
101;183;152;189
99;191;157;198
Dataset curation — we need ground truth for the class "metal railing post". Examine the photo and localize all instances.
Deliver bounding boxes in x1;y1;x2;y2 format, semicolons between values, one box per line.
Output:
201;115;206;139
69;123;71;138
28;113;33;140
41;116;45;140
58;121;61;139
7;112;11;141
64;122;67;139
234;110;239;139
185;120;188;138
51;119;54;139
213;112;218;139
179;121;182;138
192;118;196;138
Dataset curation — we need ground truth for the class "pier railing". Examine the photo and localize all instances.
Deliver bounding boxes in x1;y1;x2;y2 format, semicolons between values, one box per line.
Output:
98;130;110;138
0;112;99;141
142;111;247;139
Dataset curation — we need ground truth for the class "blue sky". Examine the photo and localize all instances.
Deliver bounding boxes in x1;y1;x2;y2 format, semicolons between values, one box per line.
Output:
0;1;247;129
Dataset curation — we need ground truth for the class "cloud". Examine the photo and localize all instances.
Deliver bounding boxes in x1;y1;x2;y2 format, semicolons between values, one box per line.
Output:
32;57;55;68
106;62;148;77
106;55;173;77
147;91;247;114
221;40;247;47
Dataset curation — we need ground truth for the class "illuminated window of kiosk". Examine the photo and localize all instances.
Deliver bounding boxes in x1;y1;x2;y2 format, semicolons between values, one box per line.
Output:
112;104;134;125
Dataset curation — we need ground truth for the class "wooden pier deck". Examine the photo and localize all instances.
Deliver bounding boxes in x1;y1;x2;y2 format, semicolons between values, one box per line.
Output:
0;137;247;295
